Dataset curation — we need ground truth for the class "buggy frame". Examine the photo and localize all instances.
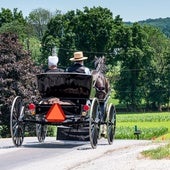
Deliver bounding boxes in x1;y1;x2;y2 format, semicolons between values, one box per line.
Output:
10;72;116;149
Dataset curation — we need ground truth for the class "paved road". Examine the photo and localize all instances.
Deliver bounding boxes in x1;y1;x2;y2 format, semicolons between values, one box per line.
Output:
0;137;86;170
0;137;169;170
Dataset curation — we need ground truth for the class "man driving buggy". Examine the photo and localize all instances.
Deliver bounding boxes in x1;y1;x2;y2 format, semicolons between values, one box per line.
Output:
66;51;91;75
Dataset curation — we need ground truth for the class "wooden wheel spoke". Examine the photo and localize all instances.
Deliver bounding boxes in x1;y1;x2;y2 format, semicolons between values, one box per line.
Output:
12;121;18;131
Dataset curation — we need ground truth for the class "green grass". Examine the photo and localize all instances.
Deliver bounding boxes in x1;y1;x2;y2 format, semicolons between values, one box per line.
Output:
118;122;170;128
117;112;170;122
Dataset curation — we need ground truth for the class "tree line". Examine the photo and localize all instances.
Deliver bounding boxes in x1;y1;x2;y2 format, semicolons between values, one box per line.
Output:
0;6;169;136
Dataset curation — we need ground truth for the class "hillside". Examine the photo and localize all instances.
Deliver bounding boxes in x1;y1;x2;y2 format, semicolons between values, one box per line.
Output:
126;17;170;38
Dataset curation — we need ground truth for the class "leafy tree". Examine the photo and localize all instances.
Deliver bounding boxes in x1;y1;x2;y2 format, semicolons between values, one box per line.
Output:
73;6;114;67
0;33;41;137
57;10;76;67
143;26;170;110
28;8;53;40
138;17;170;38
13;8;26;24
114;23;153;111
0;8;13;27
0;8;32;43
27;37;42;65
107;16;130;65
41;12;63;67
0;8;26;26
41;7;115;68
0;20;29;41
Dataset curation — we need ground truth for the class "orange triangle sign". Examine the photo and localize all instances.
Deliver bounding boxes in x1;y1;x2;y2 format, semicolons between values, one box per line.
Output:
46;103;66;122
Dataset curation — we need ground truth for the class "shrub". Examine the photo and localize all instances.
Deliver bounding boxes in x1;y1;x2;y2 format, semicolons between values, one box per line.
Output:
0;33;42;137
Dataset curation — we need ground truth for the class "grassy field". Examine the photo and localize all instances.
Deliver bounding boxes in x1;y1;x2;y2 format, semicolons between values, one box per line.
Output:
116;112;170;140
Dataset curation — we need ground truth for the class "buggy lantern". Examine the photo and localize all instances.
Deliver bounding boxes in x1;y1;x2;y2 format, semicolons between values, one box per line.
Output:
28;103;36;115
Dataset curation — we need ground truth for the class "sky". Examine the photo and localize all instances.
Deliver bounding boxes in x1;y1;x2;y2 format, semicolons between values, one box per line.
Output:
0;0;170;22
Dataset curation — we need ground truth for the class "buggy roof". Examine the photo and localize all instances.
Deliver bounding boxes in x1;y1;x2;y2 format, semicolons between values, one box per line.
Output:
36;72;92;99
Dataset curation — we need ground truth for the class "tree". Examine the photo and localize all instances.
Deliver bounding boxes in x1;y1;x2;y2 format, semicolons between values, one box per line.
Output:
57;10;76;67
28;8;53;40
0;20;29;41
107;15;130;65
27;37;42;65
41;12;64;67
73;6;114;67
0;8;32;43
143;26;170;110
114;23;153;111
41;7;115;68
0;33;41;137
0;8;13;27
0;8;26;27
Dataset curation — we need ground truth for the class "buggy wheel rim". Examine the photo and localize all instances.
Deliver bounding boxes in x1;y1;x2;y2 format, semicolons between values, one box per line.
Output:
10;96;25;147
89;98;99;149
107;103;116;145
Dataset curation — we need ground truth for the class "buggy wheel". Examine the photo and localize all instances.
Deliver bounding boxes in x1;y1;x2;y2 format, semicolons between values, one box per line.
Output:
10;96;25;147
107;104;116;145
36;124;47;143
89;98;100;149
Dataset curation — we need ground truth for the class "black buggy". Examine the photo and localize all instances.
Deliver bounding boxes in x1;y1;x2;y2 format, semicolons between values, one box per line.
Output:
10;72;116;149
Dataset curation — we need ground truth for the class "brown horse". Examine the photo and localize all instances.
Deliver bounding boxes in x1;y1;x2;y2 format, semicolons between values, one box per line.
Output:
91;56;111;135
91;56;110;100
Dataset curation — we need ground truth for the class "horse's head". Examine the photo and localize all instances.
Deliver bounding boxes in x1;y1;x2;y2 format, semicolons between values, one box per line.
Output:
94;56;106;73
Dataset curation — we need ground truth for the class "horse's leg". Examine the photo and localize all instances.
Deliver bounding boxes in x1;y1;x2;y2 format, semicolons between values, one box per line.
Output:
100;102;105;121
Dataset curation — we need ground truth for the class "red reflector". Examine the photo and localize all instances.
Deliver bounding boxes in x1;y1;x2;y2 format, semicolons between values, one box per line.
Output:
46;103;66;122
28;103;35;110
83;105;90;111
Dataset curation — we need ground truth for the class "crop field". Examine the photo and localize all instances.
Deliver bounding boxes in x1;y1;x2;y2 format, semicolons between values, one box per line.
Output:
115;112;170;140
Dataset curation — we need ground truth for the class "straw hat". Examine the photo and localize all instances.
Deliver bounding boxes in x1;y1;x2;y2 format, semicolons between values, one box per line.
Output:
70;51;88;61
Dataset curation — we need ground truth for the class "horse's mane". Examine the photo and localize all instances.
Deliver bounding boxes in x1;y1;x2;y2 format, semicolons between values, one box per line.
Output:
92;56;110;100
94;56;107;73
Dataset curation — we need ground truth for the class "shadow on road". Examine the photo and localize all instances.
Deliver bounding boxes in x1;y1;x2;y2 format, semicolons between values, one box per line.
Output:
23;140;88;149
0;137;90;149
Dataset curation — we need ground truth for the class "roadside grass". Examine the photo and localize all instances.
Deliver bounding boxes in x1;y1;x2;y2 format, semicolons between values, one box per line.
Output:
141;143;170;159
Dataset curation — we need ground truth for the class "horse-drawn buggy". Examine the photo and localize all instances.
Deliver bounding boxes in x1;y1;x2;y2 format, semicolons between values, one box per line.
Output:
10;71;116;149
